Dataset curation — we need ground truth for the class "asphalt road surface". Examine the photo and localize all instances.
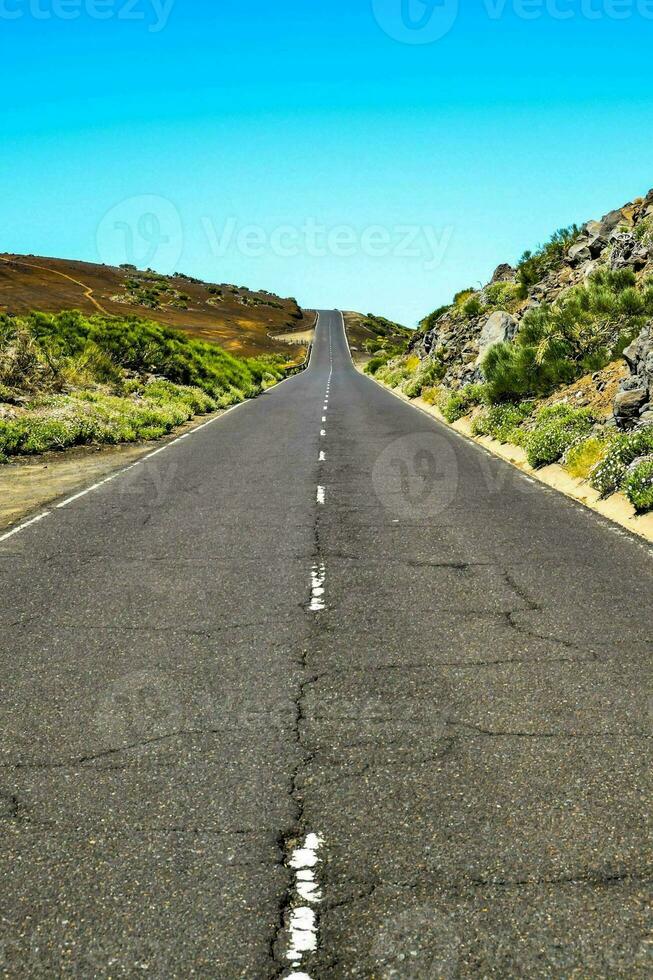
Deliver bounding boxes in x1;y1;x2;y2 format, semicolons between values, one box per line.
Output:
0;311;651;978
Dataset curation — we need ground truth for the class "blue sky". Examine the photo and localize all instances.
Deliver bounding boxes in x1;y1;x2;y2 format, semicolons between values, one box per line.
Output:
2;0;653;326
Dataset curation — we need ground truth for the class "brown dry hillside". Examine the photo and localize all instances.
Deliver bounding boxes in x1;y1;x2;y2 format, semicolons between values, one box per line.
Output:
0;254;314;358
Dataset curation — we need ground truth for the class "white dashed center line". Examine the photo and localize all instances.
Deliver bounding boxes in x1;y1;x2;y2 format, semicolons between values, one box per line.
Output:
309;563;326;612
281;833;324;979
317;486;325;505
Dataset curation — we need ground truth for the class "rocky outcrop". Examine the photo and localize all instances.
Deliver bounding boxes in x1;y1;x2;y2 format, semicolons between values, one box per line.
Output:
614;324;653;426
490;263;515;283
411;187;653;394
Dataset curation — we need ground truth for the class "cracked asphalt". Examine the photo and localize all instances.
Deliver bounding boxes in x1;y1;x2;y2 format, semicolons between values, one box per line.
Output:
0;311;651;978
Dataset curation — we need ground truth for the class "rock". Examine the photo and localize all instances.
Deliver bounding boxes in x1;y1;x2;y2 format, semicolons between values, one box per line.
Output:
584;220;603;239
490;263;515;283
622;339;641;371
614;387;648;419
580;209;629;260
640;411;653;423
596;208;628;239
568;240;592;265
581;260;600;279
610;232;650;271
476;311;519;365
627;454;653;473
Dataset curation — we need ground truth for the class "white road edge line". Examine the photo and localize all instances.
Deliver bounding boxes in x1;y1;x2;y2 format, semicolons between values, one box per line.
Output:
0;511;51;543
0;337;317;541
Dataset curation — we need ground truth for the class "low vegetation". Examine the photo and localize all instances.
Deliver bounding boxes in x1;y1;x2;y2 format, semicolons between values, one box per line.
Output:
0;310;286;461
523;404;594;469
624;458;653;512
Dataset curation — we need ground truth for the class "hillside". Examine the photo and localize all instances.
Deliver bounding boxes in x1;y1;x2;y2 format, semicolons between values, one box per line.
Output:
366;187;653;514
0;254;313;359
342;310;412;362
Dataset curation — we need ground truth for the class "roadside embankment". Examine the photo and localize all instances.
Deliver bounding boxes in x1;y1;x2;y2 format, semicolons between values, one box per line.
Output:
362;367;653;544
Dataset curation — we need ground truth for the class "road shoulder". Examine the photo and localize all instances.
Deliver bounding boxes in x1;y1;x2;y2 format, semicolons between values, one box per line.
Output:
360;366;653;545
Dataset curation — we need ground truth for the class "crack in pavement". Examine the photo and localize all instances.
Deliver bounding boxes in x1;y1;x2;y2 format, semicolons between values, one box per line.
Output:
317;867;653;913
269;472;326;978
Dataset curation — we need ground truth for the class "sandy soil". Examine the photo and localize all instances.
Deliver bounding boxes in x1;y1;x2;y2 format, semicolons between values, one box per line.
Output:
269;329;315;345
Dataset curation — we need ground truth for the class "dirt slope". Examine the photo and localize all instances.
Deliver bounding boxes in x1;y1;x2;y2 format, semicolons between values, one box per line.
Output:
0;254;314;359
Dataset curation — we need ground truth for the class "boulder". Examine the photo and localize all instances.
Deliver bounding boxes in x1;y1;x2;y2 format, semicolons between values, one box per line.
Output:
568;240;592;265
476;311;519;365
614;388;648;419
580;209;629;259
490;263;516;284
584;220;603;239
596;208;629;240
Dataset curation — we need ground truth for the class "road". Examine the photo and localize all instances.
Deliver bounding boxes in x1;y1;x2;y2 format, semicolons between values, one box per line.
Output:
0;311;651;978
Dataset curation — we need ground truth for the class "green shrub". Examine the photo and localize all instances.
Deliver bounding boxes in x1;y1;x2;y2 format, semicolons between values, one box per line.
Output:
472;402;533;443
453;288;476;307
439;383;487;422
463;296;484;318
366;353;392;375
441;392;468;422
516;225;581;297
0;381;224;461
624;459;653;512
402;356;447;398
419;305;451;331
23;310;284;399
484;281;520;311
421;386;442;406
590;426;653;496
482;265;650;403
403;376;423;398
376;364;406;388
564;435;613;480
525;404;594;468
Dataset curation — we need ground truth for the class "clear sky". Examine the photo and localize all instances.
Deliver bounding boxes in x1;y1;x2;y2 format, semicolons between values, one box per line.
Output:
2;0;653;326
